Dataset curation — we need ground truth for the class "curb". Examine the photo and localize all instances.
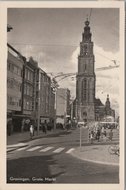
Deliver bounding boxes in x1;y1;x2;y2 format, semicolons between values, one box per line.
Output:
72;154;119;166
7;129;67;146
70;145;119;166
71;152;119;166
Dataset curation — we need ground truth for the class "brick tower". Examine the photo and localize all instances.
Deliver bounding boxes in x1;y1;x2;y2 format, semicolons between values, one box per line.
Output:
76;19;95;122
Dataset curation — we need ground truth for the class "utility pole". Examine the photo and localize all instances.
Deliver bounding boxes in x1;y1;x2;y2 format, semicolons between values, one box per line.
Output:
54;89;57;131
71;101;73;121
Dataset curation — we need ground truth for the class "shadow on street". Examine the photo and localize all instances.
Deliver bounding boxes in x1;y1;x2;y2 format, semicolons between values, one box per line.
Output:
7;154;64;183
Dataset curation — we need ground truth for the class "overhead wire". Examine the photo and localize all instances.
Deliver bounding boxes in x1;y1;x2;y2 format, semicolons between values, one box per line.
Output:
10;42;119;63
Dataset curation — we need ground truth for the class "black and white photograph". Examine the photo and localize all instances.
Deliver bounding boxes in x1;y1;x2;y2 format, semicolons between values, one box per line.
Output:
0;1;125;190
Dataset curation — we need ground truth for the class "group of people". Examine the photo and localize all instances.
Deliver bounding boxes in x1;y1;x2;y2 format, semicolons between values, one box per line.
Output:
29;120;48;139
89;127;113;144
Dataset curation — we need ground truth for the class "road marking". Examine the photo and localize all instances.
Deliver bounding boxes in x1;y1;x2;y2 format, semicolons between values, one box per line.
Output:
53;147;65;153
16;147;28;151
7;148;16;152
40;147;54;152
27;146;42;151
7;143;27;148
66;148;75;154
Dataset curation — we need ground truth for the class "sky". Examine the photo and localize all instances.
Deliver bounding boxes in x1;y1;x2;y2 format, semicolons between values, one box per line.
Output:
7;8;120;116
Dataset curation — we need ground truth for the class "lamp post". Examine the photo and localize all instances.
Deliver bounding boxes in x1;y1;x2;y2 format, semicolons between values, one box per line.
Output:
51;78;59;131
53;88;57;131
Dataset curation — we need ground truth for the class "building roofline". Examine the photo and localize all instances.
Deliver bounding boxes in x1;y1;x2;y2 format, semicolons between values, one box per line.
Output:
7;43;22;57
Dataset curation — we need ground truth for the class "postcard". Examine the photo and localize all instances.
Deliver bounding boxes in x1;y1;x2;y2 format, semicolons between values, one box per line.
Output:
0;1;125;190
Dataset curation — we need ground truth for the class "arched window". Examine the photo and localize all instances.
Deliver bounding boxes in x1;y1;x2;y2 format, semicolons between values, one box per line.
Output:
84;64;87;71
76;80;79;99
83;78;87;101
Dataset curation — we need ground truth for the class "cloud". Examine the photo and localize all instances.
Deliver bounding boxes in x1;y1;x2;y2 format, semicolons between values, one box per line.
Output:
71;46;79;65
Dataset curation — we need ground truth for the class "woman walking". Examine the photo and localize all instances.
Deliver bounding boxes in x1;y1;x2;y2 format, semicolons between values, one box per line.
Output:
30;122;34;139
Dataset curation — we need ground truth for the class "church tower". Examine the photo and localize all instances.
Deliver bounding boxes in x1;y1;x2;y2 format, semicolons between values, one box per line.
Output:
105;94;111;116
76;19;95;122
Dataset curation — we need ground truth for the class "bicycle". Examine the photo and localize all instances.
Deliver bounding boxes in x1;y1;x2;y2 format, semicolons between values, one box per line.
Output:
108;144;119;156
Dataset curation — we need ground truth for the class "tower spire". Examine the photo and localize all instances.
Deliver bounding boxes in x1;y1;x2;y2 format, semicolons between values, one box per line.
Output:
76;17;95;122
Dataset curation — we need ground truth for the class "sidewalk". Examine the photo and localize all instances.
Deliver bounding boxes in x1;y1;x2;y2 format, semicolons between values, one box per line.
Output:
71;142;119;166
7;128;66;146
70;128;119;166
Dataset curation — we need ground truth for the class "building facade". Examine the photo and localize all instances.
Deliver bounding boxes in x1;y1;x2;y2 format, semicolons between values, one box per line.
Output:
95;95;115;121
95;98;105;121
36;68;55;124
56;88;70;124
7;43;24;132
7;44;55;133
49;88;55;120
105;94;115;118
76;19;95;122
22;57;38;118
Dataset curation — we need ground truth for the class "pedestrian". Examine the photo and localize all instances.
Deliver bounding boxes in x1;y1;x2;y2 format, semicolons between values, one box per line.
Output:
30;123;34;139
109;129;113;141
69;120;71;129
90;131;94;144
101;126;104;139
103;130;107;142
43;120;47;134
89;130;91;140
21;119;25;133
96;129;100;142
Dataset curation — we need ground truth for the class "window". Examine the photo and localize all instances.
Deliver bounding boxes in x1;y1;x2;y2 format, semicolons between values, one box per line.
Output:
27;70;29;81
10;63;14;72
10;80;13;88
17;67;21;76
83;79;87;100
84;64;87;71
25;69;27;79
7;62;11;70
30;86;33;96
27;85;29;95
20;84;22;92
7;96;20;107
30;72;33;82
29;72;31;81
24;84;26;94
14;65;18;74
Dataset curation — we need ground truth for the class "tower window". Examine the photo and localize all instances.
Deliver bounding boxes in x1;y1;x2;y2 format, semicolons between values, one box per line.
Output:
83;79;87;100
84;64;87;71
84;79;87;89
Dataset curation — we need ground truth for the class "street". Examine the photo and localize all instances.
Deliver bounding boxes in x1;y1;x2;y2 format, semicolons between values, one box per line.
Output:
7;128;119;183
